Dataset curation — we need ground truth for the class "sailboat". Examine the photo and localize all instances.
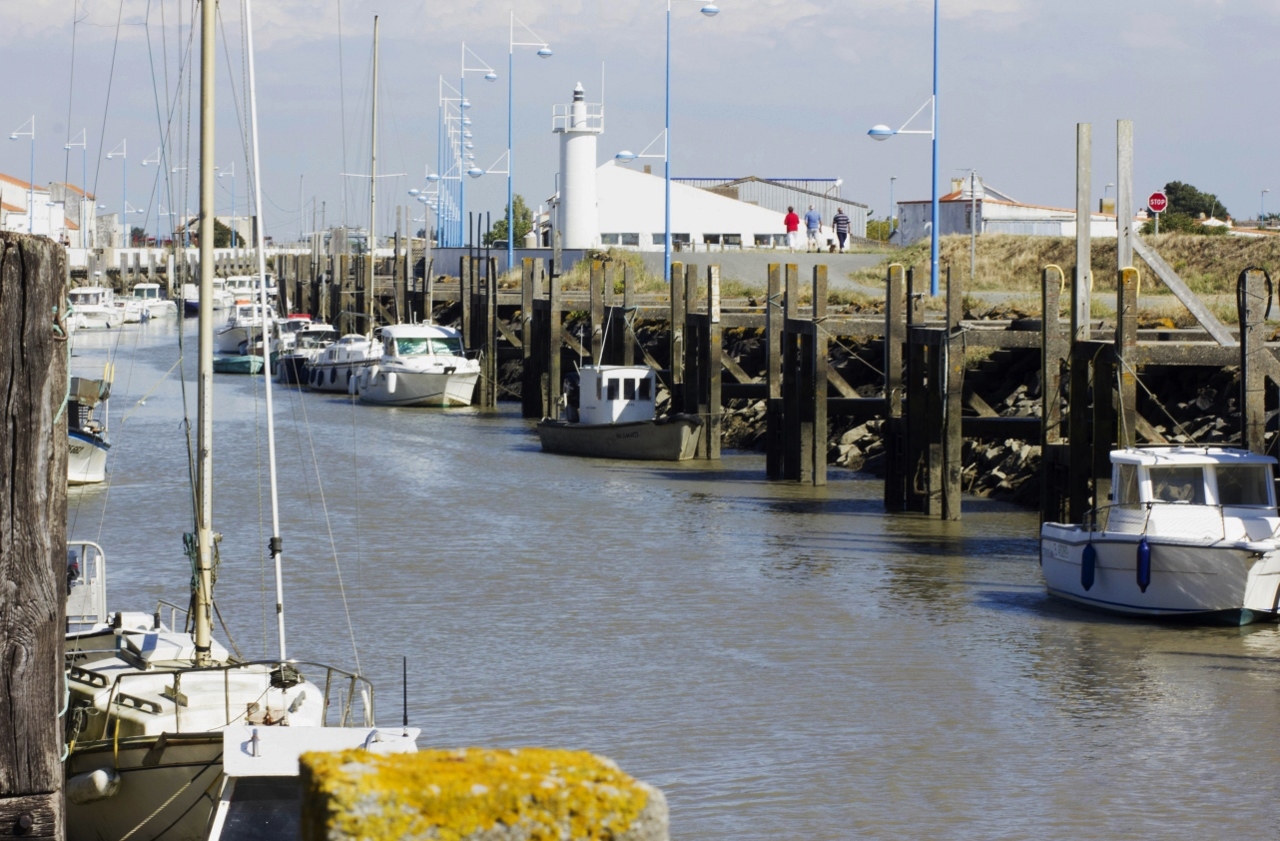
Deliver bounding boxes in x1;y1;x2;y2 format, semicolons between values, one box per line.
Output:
63;8;414;840
351;18;479;408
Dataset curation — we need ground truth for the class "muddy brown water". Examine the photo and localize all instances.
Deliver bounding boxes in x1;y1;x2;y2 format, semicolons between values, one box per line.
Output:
67;319;1280;839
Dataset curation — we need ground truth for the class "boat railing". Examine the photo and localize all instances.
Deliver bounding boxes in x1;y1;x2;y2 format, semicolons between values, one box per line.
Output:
156;599;189;631
83;658;375;743
1087;500;1259;542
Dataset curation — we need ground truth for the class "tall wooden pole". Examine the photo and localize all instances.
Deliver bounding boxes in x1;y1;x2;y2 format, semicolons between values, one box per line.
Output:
0;234;67;840
194;0;216;665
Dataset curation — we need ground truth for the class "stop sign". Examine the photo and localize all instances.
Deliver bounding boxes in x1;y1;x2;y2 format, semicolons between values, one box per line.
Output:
1148;191;1168;213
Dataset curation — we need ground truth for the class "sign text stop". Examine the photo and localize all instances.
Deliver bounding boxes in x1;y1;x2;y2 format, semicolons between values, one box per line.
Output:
1148;191;1168;213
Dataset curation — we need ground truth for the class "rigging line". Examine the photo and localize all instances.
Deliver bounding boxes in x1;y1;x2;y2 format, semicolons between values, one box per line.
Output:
337;0;350;227
94;318;138;547
63;0;82;189
90;0;128;210
119;357;183;423
216;4;251;174
145;0;192;242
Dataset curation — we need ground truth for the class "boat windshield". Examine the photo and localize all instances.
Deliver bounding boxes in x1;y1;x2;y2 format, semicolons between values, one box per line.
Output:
396;337;464;357
1149;466;1206;504
1215;465;1272;506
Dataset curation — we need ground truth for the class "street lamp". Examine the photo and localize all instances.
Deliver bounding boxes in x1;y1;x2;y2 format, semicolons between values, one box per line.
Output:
217;162;236;249
868;0;939;296
506;12;553;271
65;129;88;242
106;140;128;246
9;116;35;233
618;1;719;286
141;147;163;244
460;43;497;248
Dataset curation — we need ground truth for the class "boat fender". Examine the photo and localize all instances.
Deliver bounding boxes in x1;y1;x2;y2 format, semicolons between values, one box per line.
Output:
67;767;122;804
349;372;360;395
444;366;456;375
1081;543;1096;592
386;372;397;394
1136;537;1152;593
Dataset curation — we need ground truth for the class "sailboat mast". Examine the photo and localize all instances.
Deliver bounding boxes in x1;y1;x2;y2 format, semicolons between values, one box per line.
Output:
244;0;288;660
194;0;217;666
367;15;379;330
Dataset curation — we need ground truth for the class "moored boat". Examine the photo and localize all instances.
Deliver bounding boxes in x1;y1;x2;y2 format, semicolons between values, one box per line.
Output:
355;323;480;407
67;372;112;485
1040;446;1280;624
304;333;376;393
537;364;701;460
67;286;123;331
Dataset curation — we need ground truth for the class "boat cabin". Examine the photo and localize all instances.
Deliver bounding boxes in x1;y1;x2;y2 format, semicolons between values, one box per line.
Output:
576;365;656;425
375;324;466;359
129;283;164;300
1104;447;1280;541
229;303;275;324
224;273;277;303
69;287;114;308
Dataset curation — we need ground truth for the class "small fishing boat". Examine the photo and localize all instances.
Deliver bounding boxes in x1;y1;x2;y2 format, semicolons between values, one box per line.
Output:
537;364;702;460
181;277;234;316
354;323;480;407
67;371;112;485
215;301;277;354
276;323;338;384
1040;446;1280;624
305;333;377;393
213;354;264;374
67;286;123;331
123;282;179;320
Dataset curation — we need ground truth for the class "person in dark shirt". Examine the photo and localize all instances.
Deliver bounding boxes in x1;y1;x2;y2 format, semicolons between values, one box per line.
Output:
832;207;850;252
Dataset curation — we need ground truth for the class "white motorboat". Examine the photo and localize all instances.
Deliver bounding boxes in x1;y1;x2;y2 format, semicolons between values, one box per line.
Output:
355;323;480;407
67;371;112;485
276;323;338;385
67;286;123;331
123;282;179;320
182;277;234;316
224;271;278;306
215;301;277;354
305;333;377;393
1040;446;1280;625
537;364;702;460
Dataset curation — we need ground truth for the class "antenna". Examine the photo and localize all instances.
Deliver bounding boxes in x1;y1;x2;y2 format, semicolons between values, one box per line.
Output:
402;655;408;735
600;61;606;111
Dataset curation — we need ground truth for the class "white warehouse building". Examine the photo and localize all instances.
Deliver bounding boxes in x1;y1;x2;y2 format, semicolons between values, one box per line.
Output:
544;83;868;252
897;176;1121;243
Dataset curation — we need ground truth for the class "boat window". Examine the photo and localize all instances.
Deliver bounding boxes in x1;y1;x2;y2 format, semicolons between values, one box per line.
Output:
607;379;620;400
1215;465;1272;506
213;777;301;841
1149;466;1206;504
623;379;636;399
395;337;465;357
1115;464;1139;505
639;378;652;400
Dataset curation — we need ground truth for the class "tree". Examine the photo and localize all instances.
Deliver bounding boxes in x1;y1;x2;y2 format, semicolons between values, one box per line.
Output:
213;219;233;248
130;226;147;247
483;194;534;246
1162;181;1229;220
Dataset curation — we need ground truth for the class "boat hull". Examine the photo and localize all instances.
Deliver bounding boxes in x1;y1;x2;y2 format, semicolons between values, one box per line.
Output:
212;355;264;375
1040;523;1280;624
68;430;108;485
357;368;479;407
305;361;369;393
537;415;702;461
66;734;223;841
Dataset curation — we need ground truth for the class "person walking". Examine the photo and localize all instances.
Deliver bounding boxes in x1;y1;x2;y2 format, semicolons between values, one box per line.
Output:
804;205;822;252
832;207;850;252
784;206;801;252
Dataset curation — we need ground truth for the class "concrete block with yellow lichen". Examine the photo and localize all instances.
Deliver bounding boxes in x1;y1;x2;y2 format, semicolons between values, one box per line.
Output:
300;746;669;841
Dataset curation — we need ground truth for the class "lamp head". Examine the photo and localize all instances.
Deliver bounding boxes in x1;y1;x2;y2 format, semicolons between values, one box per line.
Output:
700;4;720;16
462;117;472;126
868;125;894;141
484;72;498;82
64;143;73;150
460;99;472;110
408;188;421;197
537;47;553;58
467;168;484;179
426;173;440;183
615;151;637;162
8;134;16;141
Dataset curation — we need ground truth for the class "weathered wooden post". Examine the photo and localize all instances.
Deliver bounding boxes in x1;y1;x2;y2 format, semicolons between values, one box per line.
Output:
765;263;784;479
547;272;562;417
782;264;803;481
669;261;686;412
1240;267;1270;454
1041;266;1069;522
622;265;636;367
704;265;722;460
334;253;349;334
942;264;963;519
590;260;605;364
1115;266;1139;448
905;268;928;512
459;256;472;345
0;233;68;841
810;265;828;485
484;256;498;407
884;264;907;511
682;264;700;426
521;258;540;418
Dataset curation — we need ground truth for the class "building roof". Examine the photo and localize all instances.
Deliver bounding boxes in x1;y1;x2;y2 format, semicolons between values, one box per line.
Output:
1;201;24;214
53;182;95;200
675;176;869;209
65;218;80;231
0;173;32;190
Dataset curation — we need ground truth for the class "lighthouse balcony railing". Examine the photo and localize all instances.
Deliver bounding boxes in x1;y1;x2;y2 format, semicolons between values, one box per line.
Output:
551;103;604;132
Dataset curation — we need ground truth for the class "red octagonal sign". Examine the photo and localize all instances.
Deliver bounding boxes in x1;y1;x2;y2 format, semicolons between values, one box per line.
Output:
1148;191;1168;213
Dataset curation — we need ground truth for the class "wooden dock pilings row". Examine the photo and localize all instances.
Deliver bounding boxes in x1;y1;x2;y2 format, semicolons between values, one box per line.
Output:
269;248;1276;525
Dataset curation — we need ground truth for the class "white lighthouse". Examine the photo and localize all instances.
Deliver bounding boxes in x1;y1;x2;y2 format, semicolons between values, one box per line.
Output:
553;82;604;249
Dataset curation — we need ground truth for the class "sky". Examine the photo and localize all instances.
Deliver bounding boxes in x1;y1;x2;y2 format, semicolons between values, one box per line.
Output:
2;0;1278;241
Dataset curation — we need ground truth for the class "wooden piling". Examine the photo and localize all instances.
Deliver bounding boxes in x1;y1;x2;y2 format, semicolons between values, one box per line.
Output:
590;260;604;364
521;258;540;418
782;264;803;482
0;233;68;841
1240;267;1269;453
765;264;783;480
884;264;907;511
1041;266;1070;522
943;265;963;519
547;272;562;417
622;266;636;367
810;265;828;485
669;262;686;412
704;265;722;460
1115;266;1139;448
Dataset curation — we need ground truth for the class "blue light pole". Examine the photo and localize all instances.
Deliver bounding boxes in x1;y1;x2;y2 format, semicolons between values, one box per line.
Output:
868;0;939;296
507;12;552;273
460;43;497;247
106;139;129;245
9;116;35;233
217;162;236;248
64;129;89;243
